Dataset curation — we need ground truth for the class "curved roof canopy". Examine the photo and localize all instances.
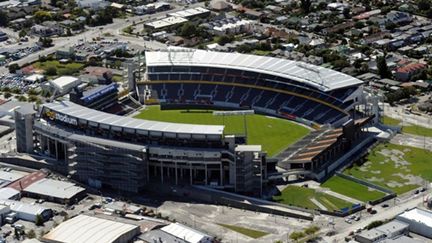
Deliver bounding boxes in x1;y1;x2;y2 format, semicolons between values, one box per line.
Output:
145;48;363;92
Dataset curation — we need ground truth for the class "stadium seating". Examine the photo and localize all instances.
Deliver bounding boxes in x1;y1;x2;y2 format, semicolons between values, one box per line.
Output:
145;65;358;125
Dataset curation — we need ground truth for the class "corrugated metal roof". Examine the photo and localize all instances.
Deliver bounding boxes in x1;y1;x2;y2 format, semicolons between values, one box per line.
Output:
161;223;212;243
23;178;85;200
42;101;224;136
145;48;363;92
43;215;139;243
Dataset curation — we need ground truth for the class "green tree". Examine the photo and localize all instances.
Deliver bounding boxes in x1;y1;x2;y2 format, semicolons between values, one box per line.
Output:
39;37;53;47
418;0;431;11
300;0;311;14
19;30;27;38
377;55;392;78
365;220;383;230
8;63;20;73
289;231;305;242
66;28;72;36
217;35;234;46
0;10;8;27
179;22;197;38
45;66;57;76
34;10;52;23
26;229;36;239
35;214;44;226
4;92;11;99
304;225;320;235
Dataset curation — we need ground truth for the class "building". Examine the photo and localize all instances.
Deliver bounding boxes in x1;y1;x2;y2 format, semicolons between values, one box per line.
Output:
355;220;409;243
47;76;81;95
0;188;20;200
160;223;213;243
69;83;119;110
43;214;140;243
203;18;255;36
15;106;36;153
0;199;52;222
145;16;188;30
22;178;86;204
76;0;109;10
168;7;210;19
24;74;45;83
396;208;432;239
394;63;428;82
15;49;367;196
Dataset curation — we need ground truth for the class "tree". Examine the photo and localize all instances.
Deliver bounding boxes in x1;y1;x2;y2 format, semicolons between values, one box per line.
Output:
39;37;53;47
19;30;27;38
300;0;311;14
8;63;20;73
377;55;392;78
66;28;72;36
26;229;36;239
35;214;44;226
418;0;431;11
179;22;197;38
304;225;320;235
217;35;234;46
45;66;57;76
365;220;383;230
4;92;11;99
289;231;305;242
34;10;52;23
0;10;8;27
343;8;351;19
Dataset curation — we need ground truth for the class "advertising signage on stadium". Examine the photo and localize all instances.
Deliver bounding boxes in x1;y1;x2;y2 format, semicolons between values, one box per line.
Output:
82;83;118;104
45;110;78;126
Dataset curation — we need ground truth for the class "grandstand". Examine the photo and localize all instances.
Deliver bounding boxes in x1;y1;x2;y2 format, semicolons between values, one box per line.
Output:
139;48;364;128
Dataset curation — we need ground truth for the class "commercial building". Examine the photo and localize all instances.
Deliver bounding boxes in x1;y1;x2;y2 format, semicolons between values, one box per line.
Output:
22;178;86;204
355;220;409;243
396;207;432;239
145;16;188;30
69;83;119;110
0;205;11;225
168;7;210;19
160;223;213;243
46;76;81;95
0;188;20;200
43;214;140;243
0;199;52;222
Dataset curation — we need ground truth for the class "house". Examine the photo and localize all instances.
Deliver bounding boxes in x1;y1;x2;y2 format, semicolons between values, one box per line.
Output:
210;0;232;11
31;21;63;37
76;0;109;10
384;11;412;26
395;63;428;82
322;21;355;35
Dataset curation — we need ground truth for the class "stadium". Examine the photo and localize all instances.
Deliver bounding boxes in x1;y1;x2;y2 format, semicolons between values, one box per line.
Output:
15;48;373;197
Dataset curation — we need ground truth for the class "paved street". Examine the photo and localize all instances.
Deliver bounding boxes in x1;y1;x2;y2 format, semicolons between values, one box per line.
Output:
383;103;432;128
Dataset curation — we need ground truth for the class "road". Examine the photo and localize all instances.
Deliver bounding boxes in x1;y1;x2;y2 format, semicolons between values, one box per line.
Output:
383;103;432;128
0;1;206;75
324;194;425;242
391;133;432;151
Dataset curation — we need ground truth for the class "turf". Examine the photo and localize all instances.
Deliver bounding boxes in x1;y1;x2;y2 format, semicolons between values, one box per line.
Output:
344;143;431;194
32;60;84;77
382;116;432;137
273;186;353;211
134;106;310;157
217;223;269;239
321;175;386;202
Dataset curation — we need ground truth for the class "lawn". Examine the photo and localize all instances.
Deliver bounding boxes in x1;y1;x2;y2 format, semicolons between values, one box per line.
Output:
134;106;310;157
382;116;432;137
217;223;269;239
344;143;431;194
321;175;386;202
32;60;84;77
273;186;353;211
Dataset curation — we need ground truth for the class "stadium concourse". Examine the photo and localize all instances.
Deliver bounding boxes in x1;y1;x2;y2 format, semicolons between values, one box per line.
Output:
14;48;375;200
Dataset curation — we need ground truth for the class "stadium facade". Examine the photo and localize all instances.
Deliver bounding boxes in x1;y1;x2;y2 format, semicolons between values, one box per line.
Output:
16;49;368;196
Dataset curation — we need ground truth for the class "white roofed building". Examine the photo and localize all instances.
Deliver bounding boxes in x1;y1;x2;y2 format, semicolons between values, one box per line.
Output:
48;76;81;95
43;214;140;243
22;178;86;204
161;223;213;243
396;208;432;238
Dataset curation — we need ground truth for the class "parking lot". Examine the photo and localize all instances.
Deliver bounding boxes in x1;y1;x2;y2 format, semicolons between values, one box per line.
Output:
0;74;40;93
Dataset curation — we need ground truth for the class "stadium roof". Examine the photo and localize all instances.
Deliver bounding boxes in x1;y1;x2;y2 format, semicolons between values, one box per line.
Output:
43;215;139;243
145;48;363;91
42;101;224;136
23;178;85;200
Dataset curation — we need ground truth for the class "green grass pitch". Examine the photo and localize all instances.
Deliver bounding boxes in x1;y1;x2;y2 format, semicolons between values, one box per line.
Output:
134;106;310;157
321;175;386;202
